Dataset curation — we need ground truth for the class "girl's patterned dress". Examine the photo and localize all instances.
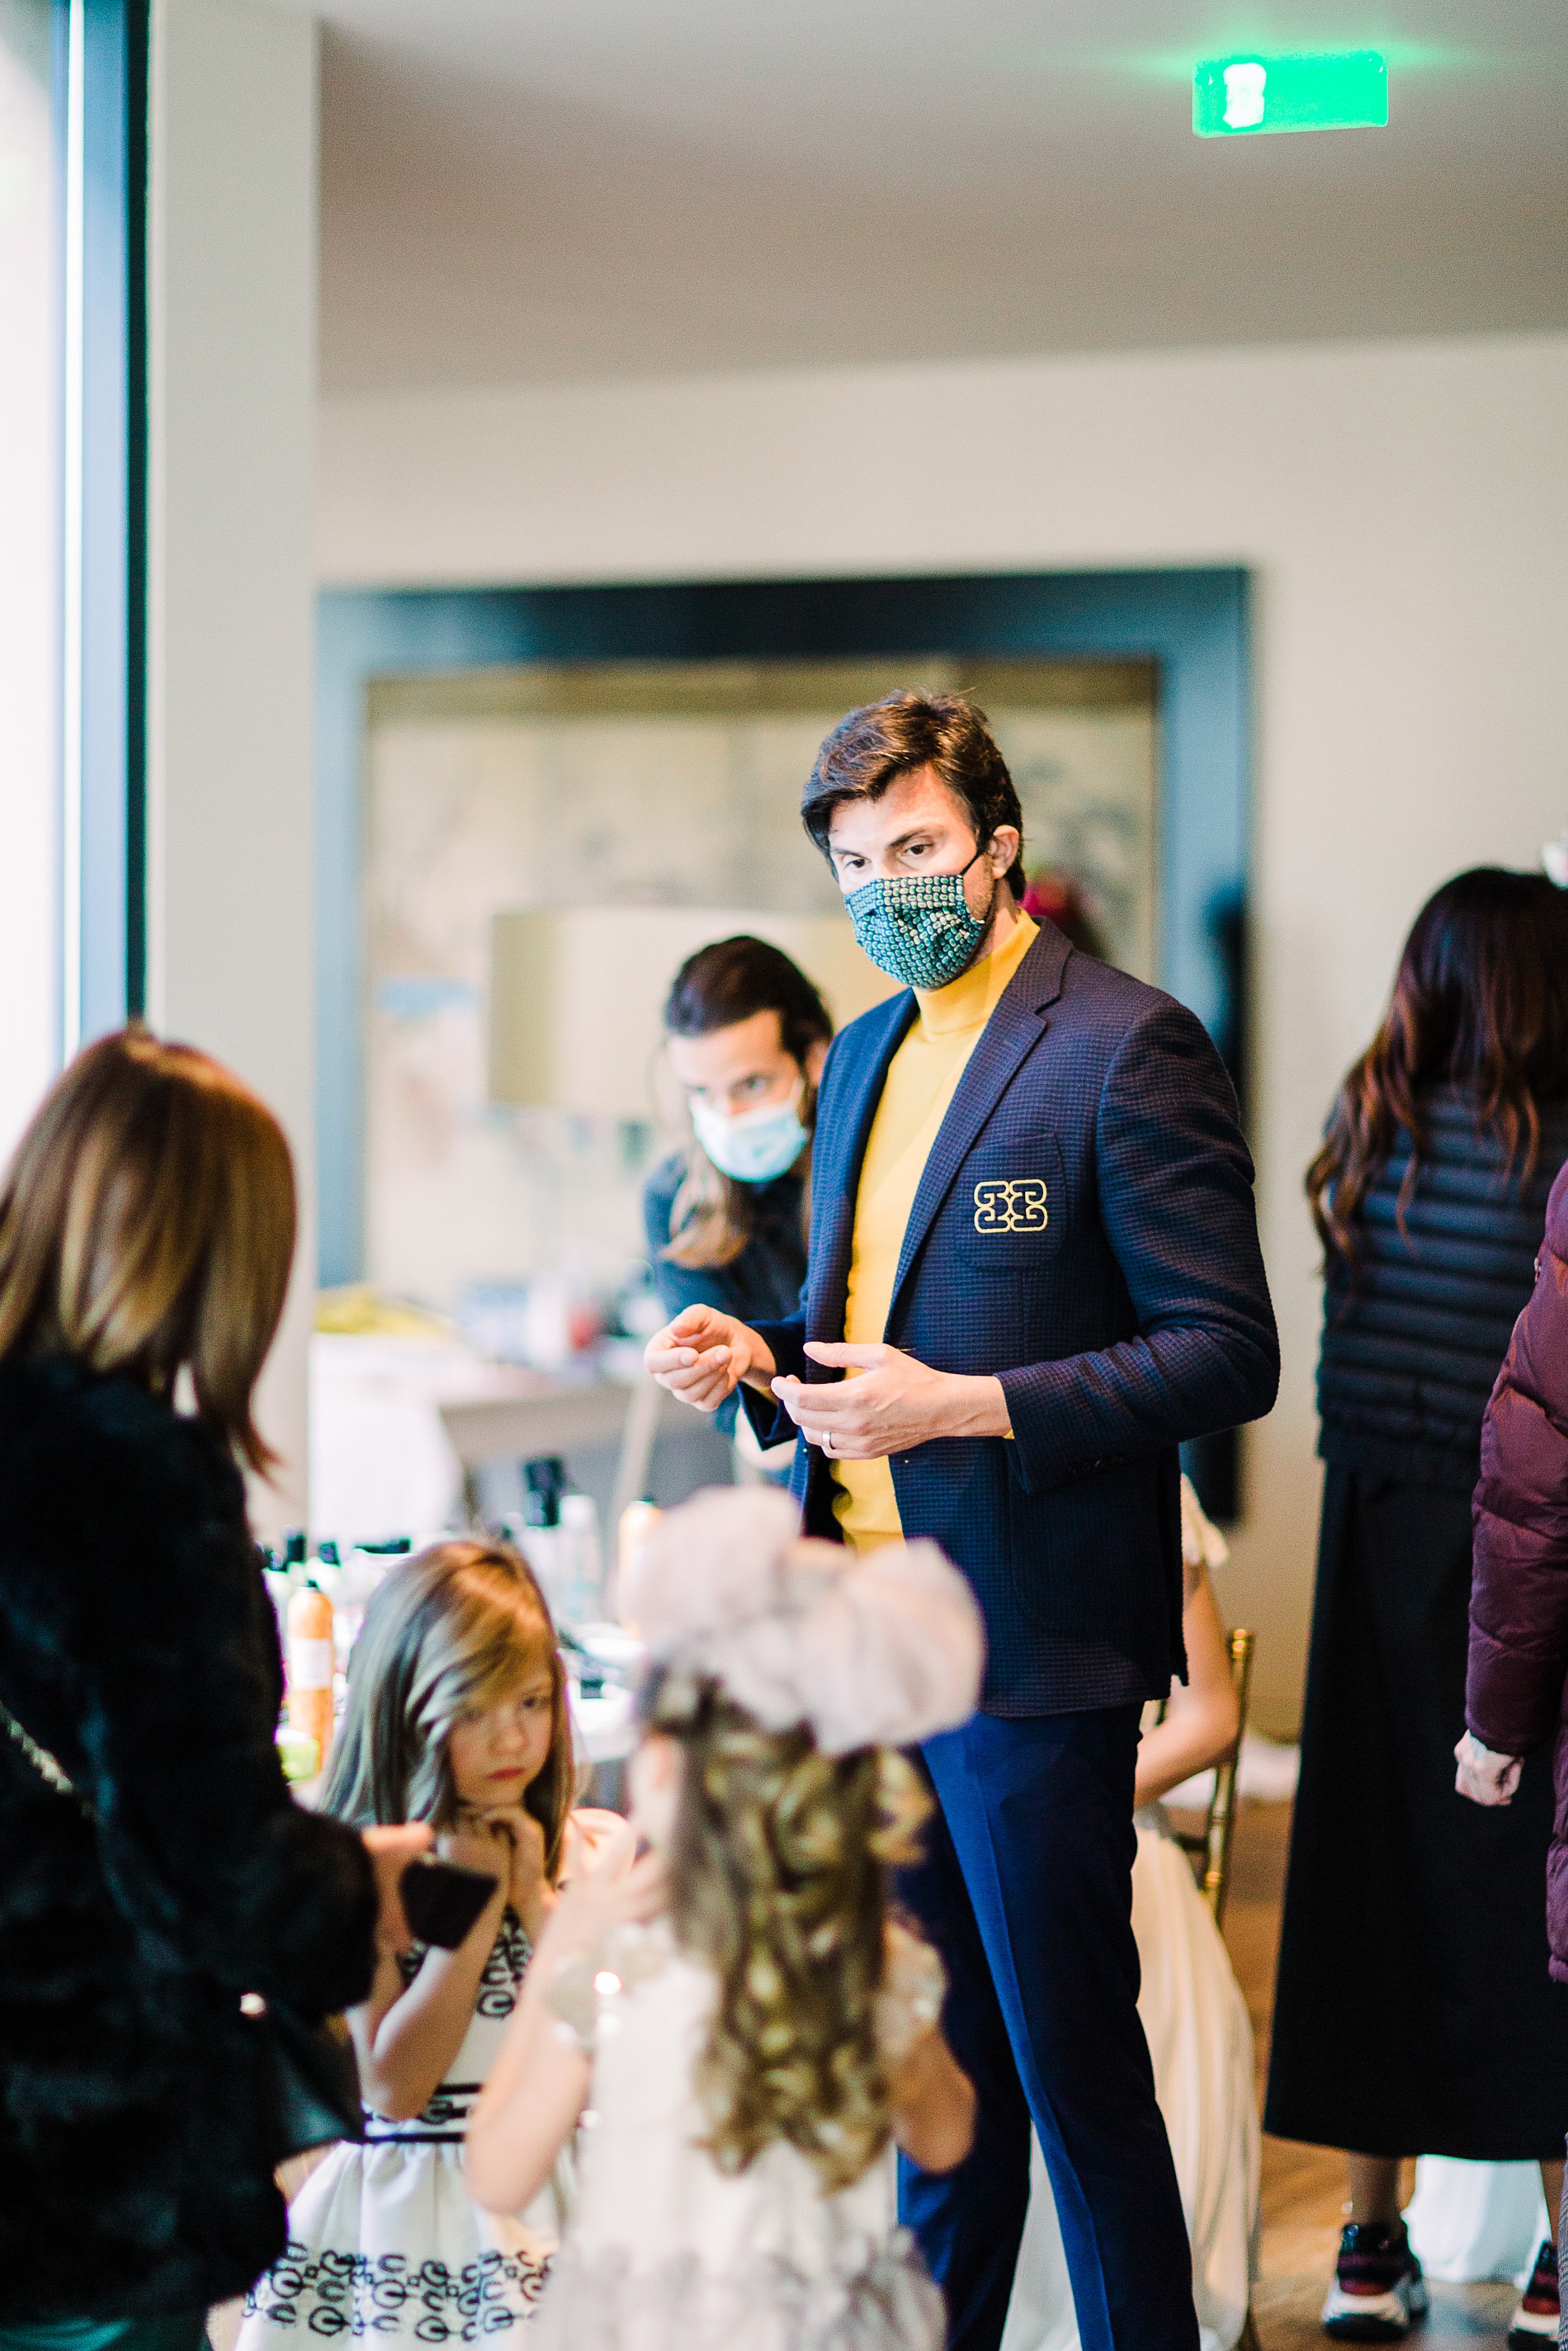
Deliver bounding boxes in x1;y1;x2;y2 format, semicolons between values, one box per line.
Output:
239;1912;564;2348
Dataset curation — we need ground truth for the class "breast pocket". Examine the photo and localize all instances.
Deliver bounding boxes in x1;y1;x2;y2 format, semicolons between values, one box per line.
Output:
953;1139;1067;1271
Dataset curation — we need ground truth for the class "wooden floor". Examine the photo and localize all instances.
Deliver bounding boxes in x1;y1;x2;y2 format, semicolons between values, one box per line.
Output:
1214;1799;1523;2349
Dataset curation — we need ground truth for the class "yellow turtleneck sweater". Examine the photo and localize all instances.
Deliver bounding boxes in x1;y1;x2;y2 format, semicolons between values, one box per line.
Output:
831;913;1037;1550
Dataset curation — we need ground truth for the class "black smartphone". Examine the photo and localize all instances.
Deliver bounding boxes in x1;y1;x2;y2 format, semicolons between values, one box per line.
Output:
400;1856;499;1950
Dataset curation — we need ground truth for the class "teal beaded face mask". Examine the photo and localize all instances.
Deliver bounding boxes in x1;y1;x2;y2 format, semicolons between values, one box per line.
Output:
844;849;993;990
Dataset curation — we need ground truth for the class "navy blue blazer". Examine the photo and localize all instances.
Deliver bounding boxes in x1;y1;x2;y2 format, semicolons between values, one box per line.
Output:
745;921;1278;1716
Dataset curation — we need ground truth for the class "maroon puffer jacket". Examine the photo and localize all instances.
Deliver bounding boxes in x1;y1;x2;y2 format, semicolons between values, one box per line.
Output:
1467;1159;1568;1982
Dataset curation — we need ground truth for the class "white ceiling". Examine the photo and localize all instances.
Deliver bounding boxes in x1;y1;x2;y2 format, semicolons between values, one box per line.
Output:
298;0;1568;394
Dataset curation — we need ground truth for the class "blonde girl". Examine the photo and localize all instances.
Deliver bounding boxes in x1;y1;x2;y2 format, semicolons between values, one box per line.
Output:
467;1486;980;2351
239;1541;578;2351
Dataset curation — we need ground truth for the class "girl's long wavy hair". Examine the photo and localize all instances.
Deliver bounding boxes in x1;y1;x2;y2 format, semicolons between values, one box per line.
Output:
1307;868;1568;1266
322;1540;575;1881
642;1667;929;2194
662;936;832;1271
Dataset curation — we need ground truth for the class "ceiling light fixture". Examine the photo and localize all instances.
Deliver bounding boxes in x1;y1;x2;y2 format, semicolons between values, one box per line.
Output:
1193;50;1388;136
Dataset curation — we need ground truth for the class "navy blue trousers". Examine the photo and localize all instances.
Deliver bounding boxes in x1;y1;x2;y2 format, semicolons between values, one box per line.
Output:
897;1707;1198;2351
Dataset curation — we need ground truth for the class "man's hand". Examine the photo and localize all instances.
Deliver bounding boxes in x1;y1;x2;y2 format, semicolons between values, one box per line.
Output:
1454;1730;1523;1807
643;1305;777;1412
772;1343;1012;1460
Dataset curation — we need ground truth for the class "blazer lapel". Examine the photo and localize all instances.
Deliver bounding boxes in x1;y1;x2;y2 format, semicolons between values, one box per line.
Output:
887;924;1070;1319
809;991;917;1346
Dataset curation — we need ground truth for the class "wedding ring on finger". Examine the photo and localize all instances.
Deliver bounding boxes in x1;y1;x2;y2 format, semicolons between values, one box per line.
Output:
820;1428;834;1456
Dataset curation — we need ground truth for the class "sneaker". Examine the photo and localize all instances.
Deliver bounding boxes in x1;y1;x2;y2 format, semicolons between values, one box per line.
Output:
1508;2239;1559;2347
1320;2221;1430;2341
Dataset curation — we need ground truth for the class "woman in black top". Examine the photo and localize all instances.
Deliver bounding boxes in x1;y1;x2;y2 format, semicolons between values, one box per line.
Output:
642;936;833;1359
0;1032;427;2351
1266;871;1568;2344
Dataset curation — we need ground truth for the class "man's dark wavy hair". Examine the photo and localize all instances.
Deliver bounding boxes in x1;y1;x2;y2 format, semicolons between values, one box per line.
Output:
801;692;1027;900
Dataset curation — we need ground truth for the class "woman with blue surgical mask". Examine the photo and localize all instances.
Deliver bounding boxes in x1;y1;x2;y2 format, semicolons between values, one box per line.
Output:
642;938;832;1417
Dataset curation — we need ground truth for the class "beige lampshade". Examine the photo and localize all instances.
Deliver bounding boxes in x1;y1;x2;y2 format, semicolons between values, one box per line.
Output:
489;905;899;1118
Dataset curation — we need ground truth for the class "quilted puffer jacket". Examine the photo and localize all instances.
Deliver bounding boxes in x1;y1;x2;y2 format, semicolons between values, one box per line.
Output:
1466;1162;1568;1981
1317;1088;1568;1491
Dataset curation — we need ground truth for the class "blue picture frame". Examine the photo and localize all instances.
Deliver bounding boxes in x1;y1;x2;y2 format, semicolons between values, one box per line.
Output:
317;567;1251;1288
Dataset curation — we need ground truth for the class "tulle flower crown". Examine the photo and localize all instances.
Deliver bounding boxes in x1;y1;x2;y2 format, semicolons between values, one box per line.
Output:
623;1486;984;1756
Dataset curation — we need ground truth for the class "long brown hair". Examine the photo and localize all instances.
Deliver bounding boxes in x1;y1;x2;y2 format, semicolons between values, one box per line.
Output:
321;1540;575;1882
0;1027;295;1471
1307;869;1568;1263
644;1666;928;2193
662;936;832;1271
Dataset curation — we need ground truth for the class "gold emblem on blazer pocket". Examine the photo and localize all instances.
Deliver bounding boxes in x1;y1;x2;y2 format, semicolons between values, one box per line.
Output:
972;1178;1049;1235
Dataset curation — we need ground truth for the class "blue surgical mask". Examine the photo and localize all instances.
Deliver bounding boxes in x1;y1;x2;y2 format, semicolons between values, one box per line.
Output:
845;849;993;991
691;1088;810;1184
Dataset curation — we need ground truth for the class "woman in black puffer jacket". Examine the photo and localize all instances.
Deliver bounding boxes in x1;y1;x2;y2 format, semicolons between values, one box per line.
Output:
0;1032;427;2351
1266;870;1568;2344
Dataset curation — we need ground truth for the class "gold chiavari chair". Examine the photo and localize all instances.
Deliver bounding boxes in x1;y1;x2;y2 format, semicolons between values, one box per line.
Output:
1169;1626;1255;1927
1169;1628;1260;2345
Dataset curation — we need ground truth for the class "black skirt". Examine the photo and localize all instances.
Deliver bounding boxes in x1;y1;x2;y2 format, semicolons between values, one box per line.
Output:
1264;1466;1568;2159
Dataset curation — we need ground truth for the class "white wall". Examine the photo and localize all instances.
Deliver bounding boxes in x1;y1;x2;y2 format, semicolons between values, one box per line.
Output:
149;0;317;1536
319;334;1568;1729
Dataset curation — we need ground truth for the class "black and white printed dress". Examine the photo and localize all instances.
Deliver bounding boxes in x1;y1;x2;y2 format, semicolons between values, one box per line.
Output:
239;1912;564;2347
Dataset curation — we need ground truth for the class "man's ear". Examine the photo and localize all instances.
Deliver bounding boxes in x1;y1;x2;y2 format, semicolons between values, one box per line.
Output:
988;826;1022;880
804;1038;829;1087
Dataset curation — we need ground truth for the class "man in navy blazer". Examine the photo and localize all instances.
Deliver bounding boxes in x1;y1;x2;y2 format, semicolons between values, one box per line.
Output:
646;693;1278;2351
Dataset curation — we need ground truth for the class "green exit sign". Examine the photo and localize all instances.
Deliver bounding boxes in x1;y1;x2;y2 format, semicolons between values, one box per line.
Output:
1193;50;1388;136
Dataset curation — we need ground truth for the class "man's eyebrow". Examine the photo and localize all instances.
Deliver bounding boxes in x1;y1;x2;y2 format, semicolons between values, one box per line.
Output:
831;823;938;857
